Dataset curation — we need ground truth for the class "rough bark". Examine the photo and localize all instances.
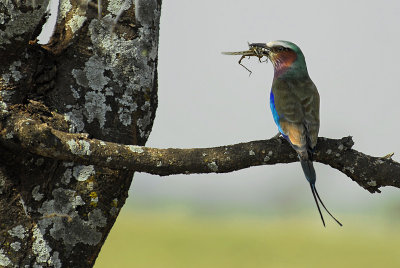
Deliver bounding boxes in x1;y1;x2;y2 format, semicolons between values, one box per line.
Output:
0;0;160;267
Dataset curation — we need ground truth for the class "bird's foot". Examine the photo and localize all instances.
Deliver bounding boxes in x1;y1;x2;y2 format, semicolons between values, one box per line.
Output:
272;132;281;139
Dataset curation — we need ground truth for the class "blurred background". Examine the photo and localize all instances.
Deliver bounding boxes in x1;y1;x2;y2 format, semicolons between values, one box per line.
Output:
96;0;400;267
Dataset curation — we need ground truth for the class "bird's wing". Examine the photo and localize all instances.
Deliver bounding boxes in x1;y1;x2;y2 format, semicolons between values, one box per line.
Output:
272;85;307;149
272;79;320;151
298;82;320;150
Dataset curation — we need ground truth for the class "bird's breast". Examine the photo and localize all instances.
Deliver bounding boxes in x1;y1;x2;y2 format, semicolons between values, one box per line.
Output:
271;51;298;77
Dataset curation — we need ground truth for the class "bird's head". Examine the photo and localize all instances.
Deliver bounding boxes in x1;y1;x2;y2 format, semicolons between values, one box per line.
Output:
250;40;308;78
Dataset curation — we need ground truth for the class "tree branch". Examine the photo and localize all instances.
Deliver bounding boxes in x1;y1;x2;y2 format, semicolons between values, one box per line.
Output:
1;108;398;194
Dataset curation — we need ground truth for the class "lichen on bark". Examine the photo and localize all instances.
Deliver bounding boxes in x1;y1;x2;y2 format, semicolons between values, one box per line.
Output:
0;0;161;267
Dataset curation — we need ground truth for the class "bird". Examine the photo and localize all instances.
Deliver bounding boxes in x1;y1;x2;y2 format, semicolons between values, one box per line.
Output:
249;40;342;227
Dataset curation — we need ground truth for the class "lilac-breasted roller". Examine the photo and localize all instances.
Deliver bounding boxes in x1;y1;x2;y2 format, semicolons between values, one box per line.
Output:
249;41;342;226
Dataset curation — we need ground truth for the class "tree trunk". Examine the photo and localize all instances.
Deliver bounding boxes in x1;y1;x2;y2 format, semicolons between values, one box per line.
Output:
0;0;161;267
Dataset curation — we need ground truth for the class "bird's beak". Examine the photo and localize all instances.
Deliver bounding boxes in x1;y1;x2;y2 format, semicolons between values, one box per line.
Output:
221;49;258;56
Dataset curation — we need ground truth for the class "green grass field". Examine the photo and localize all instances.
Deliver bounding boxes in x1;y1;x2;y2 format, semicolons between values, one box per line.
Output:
94;208;400;268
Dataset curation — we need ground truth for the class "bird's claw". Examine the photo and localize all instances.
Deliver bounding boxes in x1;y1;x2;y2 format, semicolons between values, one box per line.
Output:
272;132;281;139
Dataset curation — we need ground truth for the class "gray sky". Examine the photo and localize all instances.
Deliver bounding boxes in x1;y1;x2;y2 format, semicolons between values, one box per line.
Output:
131;0;400;215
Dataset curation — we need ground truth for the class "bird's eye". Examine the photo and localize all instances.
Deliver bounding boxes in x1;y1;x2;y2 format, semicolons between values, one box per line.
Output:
278;46;284;51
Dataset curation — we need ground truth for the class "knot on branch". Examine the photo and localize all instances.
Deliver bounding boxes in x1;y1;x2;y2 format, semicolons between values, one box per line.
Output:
340;136;354;150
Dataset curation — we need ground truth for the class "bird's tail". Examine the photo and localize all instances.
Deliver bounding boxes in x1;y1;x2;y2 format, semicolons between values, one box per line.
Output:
300;159;343;227
300;159;316;184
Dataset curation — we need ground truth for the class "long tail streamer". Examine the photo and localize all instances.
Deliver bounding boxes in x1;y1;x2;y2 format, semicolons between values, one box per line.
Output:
301;159;342;226
312;184;343;226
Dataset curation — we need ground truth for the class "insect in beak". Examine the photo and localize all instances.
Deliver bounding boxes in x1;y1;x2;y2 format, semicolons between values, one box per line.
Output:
222;43;269;75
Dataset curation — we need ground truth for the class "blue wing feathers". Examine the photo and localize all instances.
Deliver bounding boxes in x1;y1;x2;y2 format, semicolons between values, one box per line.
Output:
270;91;287;139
